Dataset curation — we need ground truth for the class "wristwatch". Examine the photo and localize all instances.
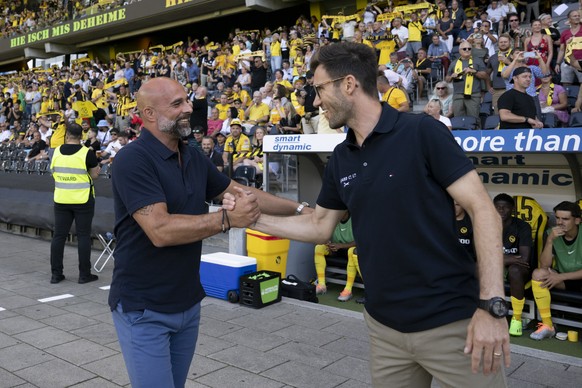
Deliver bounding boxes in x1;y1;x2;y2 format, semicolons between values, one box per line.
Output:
295;202;309;215
478;297;509;319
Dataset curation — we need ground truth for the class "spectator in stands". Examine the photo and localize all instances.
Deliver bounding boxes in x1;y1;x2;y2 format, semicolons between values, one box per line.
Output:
539;13;560;69
506;13;527;51
189;85;208;135
427;34;450;75
201;136;223;172
498;67;543;129
437;8;454;52
377;74;409;112
571;86;582;113
414;48;432;99
397;58;415;97
487;34;515;111
391;17;409;60
214;131;226;154
555;9;582;86
314;211;358;302
430;81;454;118
524;20;552;69
185;59;200;85
446;41;488;123
493;194;533;337
207;108;223;138
223;118;251;174
501;50;549;119
270;33;282;76
49;123;100;285
84;128;101;153
277;101;302;134
248;56;268;93
188;126;204;151
530;201;582;340
0;122;11;142
537;74;569;126
471;33;490;65
450;1;466;42
457;18;475;45
301;71;318;134
424;98;452;130
244;91;270;135
100;129;128;165
486;0;506;35
479;20;498;58
406;12;425;59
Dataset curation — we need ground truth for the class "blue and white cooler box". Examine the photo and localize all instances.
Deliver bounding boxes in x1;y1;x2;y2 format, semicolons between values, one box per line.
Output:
200;252;257;301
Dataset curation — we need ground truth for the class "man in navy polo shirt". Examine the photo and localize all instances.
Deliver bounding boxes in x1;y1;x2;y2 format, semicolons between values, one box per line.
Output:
110;77;307;388
254;42;509;387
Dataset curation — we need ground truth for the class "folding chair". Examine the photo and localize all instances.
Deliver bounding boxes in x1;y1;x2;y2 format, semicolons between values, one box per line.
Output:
94;232;115;272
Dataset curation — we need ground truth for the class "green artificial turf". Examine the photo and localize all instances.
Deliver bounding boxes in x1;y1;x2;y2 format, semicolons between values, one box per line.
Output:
315;283;582;358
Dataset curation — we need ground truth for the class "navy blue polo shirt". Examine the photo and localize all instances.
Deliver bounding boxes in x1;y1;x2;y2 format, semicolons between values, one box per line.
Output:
109;128;230;313
317;103;477;332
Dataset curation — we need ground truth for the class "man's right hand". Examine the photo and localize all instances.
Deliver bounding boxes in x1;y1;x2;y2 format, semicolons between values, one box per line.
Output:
228;186;260;227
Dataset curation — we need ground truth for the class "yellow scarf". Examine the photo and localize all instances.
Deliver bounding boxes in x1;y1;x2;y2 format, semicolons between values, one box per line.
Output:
537;83;554;106
544;28;551;35
455;57;474;96
416;58;426;69
497;49;512;76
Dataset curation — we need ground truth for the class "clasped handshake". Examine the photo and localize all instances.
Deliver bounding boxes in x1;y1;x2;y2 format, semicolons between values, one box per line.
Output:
222;186;261;228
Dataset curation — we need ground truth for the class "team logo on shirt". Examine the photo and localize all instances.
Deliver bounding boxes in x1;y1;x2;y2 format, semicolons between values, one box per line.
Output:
460;227;468;234
340;173;357;187
509;235;516;243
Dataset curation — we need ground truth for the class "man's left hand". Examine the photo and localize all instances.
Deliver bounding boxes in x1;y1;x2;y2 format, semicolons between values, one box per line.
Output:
464;309;510;374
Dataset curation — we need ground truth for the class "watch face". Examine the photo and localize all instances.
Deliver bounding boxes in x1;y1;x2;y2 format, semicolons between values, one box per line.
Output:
491;299;508;317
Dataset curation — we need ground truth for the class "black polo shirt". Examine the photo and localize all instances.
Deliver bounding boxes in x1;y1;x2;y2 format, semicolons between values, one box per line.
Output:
109;128;230;313
317;103;477;332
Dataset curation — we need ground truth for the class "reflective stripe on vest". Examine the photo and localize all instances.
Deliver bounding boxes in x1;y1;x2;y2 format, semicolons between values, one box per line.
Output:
50;146;93;204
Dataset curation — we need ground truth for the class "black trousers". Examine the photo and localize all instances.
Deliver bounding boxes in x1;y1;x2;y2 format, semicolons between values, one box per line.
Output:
50;202;95;277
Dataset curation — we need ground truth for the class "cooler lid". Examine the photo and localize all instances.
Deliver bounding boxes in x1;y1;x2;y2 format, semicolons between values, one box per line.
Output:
201;252;257;267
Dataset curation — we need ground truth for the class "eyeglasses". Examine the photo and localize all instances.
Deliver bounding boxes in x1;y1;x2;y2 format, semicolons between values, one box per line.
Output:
510;19;519;22
436;87;446;90
461;48;472;51
314;76;346;98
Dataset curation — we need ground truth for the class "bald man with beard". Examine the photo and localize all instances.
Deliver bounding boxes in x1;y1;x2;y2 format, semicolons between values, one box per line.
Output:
109;78;308;388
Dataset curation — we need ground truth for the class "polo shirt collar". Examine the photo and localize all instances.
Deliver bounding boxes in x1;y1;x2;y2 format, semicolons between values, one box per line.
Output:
345;103;398;147
140;127;189;163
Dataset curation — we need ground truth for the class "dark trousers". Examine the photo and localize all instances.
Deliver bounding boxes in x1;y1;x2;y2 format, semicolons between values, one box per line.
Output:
50;202;95;277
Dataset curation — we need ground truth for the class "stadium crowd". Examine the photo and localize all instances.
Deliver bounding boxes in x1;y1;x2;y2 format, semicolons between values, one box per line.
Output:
0;0;574;174
0;0;134;39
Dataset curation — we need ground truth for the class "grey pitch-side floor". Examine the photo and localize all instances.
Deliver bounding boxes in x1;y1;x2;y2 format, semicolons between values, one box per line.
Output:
0;231;580;388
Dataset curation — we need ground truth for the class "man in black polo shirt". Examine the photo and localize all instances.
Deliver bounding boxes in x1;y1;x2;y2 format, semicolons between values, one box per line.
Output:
254;42;509;387
110;77;308;388
498;66;543;129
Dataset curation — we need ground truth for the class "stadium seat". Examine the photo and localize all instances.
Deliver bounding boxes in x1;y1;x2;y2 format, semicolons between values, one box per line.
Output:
565;85;580;107
541;112;558;128
232;165;257;187
483;114;500;130
450;115;478;130
568;111;582;127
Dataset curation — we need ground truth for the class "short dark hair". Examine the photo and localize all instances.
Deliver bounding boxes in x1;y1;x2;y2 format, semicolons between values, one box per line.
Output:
310;42;377;98
66;123;83;139
493;193;515;207
554;201;581;218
